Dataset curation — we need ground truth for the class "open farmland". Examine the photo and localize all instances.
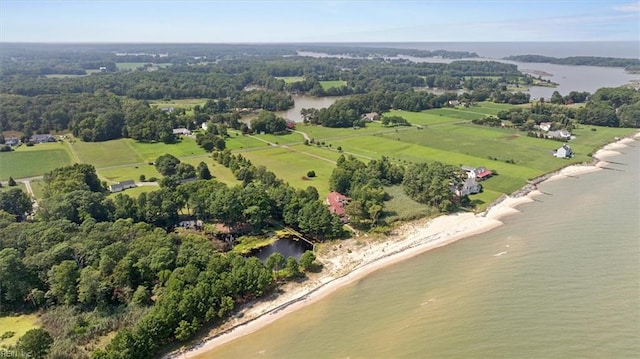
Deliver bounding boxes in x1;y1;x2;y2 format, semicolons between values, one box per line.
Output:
319;80;347;90
239;145;338;195
0;142;73;181
3;101;635;211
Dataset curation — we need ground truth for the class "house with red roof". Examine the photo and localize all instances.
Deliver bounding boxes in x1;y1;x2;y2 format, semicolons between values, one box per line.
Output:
461;166;493;181
326;191;349;220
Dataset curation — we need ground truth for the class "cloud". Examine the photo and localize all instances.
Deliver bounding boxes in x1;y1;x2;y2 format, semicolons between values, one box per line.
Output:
613;1;640;12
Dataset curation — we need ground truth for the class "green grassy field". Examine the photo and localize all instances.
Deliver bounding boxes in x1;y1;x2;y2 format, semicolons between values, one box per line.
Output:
2;100;636;215
0;143;73;181
148;98;209;109
275;76;305;83
0;314;40;347
319;80;347;90
239;145;338;194
73;138;205;168
382;185;436;222
98;164;161;183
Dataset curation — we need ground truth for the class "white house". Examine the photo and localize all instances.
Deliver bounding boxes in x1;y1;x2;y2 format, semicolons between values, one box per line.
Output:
547;129;572;140
201;122;208;131
554;144;574;158
109;179;136;192
172;128;192;136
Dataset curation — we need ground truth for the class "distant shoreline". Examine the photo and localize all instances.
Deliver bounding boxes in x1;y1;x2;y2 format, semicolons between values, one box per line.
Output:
165;132;639;359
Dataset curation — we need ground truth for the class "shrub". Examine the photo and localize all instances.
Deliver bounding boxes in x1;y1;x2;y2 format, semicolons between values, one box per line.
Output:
307;170;316;178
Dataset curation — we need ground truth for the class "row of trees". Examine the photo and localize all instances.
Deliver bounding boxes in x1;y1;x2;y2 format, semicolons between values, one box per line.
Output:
476;87;640;131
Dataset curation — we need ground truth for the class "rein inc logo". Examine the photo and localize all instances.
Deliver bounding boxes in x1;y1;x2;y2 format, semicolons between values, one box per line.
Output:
0;349;33;358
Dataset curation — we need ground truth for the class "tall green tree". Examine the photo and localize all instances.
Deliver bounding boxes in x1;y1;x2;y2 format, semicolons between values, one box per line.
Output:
17;328;53;359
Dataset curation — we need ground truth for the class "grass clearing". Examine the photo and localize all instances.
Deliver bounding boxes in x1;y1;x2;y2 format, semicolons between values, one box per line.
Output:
127;138;205;163
319;80;347;90
180;157;240;187
0;144;73;181
382;186;436;223
98;164;161;183
148;98;209;109
249;132;304;145
275;76;305;83
72;139;141;167
0;314;40;347
240;145;337;194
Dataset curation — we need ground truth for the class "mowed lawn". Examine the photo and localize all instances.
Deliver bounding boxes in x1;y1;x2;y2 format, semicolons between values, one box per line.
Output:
0;143;73;180
239;145;337;195
319;80;347;90
73;138;206;168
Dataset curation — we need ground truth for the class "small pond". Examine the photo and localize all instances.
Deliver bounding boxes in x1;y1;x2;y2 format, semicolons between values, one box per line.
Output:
251;237;314;262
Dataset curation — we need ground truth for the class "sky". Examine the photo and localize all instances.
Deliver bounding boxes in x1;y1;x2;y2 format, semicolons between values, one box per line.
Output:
0;0;638;43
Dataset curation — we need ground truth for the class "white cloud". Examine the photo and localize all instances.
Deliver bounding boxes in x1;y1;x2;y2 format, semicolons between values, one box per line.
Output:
613;1;640;12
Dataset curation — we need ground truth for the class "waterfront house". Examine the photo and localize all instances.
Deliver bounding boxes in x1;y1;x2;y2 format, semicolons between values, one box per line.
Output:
452;177;482;197
461;166;493;181
554;144;573;158
326;191;350;219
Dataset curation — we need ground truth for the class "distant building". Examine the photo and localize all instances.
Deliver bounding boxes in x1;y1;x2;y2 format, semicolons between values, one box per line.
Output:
362;112;379;122
554;144;574;158
99;66;107;72
172;128;192;136
30;134;56;144
109;179;136;193
538;122;552;131
160;107;175;113
547;129;572;140
448;100;460;106
285;119;296;129
5;137;20;147
201;122;209;131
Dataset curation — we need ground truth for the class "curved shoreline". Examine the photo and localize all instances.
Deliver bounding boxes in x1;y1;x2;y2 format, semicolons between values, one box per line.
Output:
166;134;639;359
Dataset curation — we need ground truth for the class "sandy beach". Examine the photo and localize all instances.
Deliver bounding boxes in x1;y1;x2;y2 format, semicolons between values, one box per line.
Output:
166;133;639;359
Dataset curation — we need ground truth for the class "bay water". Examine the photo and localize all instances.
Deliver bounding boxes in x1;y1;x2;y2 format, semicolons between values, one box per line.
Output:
196;142;639;358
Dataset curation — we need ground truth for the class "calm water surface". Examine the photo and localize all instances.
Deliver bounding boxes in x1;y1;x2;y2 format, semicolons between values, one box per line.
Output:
196;142;639;358
276;94;345;122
